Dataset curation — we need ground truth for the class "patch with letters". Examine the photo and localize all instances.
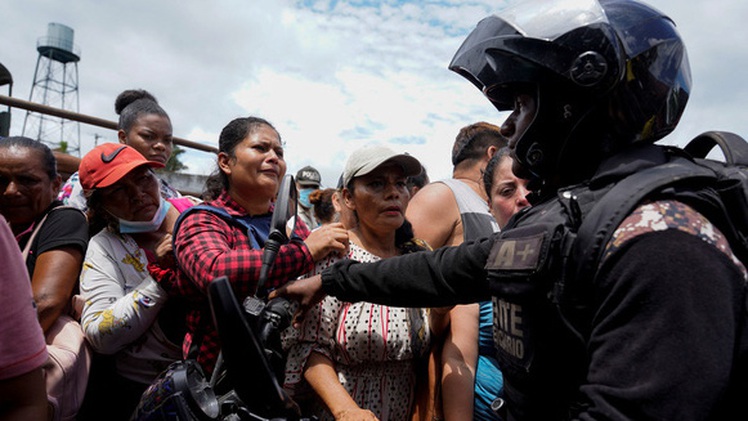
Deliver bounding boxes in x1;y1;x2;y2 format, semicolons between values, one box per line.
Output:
485;233;545;271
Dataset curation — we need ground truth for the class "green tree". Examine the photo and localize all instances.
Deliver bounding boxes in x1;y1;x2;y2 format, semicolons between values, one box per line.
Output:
164;145;188;172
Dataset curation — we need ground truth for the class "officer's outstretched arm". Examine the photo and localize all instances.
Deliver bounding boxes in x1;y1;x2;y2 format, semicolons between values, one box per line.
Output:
321;236;495;307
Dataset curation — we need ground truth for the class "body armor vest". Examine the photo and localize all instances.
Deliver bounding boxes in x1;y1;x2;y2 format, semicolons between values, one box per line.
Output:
483;143;742;419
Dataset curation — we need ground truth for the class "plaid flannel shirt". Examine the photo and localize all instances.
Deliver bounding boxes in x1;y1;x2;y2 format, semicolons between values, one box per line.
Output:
174;190;314;374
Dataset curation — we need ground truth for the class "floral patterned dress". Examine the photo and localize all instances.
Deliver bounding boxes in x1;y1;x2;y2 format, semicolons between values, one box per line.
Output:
284;242;431;421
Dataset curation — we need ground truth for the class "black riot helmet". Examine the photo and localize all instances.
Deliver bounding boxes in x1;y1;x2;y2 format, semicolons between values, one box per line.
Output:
449;0;691;185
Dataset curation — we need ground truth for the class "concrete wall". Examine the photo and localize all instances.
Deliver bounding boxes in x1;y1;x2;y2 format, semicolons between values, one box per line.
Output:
158;171;209;197
54;151;80;181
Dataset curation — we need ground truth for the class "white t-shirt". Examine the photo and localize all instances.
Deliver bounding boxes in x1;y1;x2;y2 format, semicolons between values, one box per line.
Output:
80;228;181;384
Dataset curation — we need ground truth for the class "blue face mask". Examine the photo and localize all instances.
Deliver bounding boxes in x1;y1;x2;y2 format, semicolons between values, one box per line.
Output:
299;188;315;209
119;198;172;234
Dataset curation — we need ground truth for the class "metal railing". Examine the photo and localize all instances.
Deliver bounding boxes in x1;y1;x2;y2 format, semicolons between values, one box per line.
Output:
0;94;219;154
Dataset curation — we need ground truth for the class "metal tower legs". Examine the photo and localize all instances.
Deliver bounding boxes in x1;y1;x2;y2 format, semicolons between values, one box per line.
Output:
22;54;81;155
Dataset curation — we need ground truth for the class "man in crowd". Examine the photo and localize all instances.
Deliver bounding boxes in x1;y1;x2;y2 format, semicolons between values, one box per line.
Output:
295;165;321;230
405;122;505;420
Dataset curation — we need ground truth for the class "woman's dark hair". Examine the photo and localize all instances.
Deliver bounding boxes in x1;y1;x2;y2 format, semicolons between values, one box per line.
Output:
202;116;279;200
396;219;430;253
309;188;336;224
85;189;109;236
115;89;169;132
395;218;415;250
483;146;512;200
406;165;429;191
0;136;57;179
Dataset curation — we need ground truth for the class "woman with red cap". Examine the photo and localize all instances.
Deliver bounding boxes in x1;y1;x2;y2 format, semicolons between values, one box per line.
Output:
76;143;196;419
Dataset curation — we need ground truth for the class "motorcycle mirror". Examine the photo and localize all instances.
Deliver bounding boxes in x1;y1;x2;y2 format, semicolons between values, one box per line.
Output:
271;173;298;241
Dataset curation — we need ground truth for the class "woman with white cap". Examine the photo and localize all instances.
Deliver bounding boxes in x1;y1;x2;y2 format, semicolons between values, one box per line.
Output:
285;145;444;421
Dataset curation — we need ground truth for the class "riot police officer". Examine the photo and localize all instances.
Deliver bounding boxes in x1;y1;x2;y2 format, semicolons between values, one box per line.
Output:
274;0;748;419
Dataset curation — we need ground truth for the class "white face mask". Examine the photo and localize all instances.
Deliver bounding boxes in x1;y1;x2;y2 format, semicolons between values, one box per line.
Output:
118;198;172;234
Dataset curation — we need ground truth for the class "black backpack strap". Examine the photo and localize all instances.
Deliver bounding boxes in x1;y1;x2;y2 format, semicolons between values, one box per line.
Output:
173;204;264;248
174;204;234;238
684;130;748;166
682;131;748;259
555;159;718;343
572;159;716;286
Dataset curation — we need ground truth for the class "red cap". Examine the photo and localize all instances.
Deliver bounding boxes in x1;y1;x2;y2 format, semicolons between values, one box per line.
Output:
79;143;164;190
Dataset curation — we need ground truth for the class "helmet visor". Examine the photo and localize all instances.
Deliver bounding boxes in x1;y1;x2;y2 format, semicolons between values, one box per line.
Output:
500;0;607;40
450;0;615;110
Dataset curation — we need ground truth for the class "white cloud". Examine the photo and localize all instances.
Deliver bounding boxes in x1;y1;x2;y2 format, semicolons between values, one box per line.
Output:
2;0;747;187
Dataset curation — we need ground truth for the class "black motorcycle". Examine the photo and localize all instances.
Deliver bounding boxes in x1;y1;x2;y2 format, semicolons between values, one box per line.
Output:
132;174;315;421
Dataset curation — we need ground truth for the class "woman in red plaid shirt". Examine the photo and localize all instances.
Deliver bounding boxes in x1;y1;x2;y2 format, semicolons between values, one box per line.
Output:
174;116;349;375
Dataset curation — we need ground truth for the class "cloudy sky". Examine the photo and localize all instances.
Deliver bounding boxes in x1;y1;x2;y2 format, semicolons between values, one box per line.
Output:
2;0;747;186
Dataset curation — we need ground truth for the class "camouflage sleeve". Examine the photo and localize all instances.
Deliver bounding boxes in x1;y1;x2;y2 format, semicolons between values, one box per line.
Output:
602;199;747;279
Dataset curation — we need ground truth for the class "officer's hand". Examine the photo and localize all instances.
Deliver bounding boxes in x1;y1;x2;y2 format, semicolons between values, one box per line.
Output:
269;275;327;327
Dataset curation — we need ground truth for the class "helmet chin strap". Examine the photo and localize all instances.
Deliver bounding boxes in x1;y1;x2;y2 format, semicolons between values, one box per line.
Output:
510;152;536;180
513;81;605;193
511;84;564;185
508;151;546;203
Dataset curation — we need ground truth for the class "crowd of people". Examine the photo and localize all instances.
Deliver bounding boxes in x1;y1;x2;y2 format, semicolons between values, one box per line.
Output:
0;85;523;420
2;0;747;420
0;90;515;420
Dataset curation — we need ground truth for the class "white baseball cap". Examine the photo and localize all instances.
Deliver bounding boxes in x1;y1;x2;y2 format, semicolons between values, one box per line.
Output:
342;145;422;187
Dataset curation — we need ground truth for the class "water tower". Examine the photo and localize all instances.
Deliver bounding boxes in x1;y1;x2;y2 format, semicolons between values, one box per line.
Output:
23;23;81;154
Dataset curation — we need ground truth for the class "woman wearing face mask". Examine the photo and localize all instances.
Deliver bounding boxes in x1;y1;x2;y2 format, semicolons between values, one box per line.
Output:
76;143;195;419
59;89;180;213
